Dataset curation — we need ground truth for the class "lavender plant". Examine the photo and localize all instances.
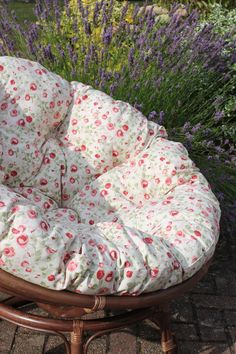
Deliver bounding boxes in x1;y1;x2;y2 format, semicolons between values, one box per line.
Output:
0;0;235;238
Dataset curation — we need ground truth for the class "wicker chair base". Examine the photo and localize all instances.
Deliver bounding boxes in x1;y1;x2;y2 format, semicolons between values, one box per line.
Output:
0;260;211;354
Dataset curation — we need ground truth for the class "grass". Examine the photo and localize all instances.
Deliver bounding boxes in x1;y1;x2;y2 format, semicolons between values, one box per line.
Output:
5;0;70;24
7;1;36;23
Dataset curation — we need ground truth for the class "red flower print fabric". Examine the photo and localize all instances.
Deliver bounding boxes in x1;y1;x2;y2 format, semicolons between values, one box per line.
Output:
0;57;221;295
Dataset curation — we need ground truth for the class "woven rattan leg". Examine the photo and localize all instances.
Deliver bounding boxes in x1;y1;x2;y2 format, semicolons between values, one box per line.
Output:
159;304;177;354
70;320;84;354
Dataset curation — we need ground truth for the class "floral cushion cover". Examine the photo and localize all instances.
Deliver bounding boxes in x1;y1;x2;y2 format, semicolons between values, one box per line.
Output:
0;57;220;295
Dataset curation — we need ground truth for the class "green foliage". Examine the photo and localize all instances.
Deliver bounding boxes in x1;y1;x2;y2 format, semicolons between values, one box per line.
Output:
203;3;236;38
32;1;134;83
6;1;36;23
200;4;236;147
151;0;236;14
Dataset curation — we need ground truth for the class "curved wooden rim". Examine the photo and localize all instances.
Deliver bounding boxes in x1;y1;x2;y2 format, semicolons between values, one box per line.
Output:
0;303;154;332
0;260;211;310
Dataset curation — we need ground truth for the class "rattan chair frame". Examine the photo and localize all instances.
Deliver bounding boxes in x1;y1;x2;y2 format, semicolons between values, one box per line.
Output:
0;260;211;354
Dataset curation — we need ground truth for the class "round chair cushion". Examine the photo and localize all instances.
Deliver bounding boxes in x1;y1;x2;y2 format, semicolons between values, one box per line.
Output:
0;57;220;295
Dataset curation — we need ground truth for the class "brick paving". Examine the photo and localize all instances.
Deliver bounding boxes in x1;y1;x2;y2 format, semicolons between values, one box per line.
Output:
0;238;235;354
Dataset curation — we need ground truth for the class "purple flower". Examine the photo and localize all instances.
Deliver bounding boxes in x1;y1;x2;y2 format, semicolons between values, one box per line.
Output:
72;18;78;33
132;4;140;22
203;128;212;137
109;83;116;96
120;1;129;23
191;123;201;133
43;44;55;62
103;25;113;45
185;132;193;142
182;122;191;132
64;0;70;17
134;102;143;111
57;44;65;58
128;47;135;66
101;1;108;25
77;0;85;17
148;111;158;120
114;72;120;80
158;111;165;124
71;67;76;79
214;111;224;122
93;1;100;26
34;1;43;17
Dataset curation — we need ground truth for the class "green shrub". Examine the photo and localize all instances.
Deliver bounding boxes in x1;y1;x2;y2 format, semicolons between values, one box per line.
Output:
203;3;236;38
151;0;235;14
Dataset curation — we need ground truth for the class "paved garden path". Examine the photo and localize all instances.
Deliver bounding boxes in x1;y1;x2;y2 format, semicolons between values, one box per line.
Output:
0;237;235;354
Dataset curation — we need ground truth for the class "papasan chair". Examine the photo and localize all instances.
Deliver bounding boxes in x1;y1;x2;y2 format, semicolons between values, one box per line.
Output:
0;57;220;354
